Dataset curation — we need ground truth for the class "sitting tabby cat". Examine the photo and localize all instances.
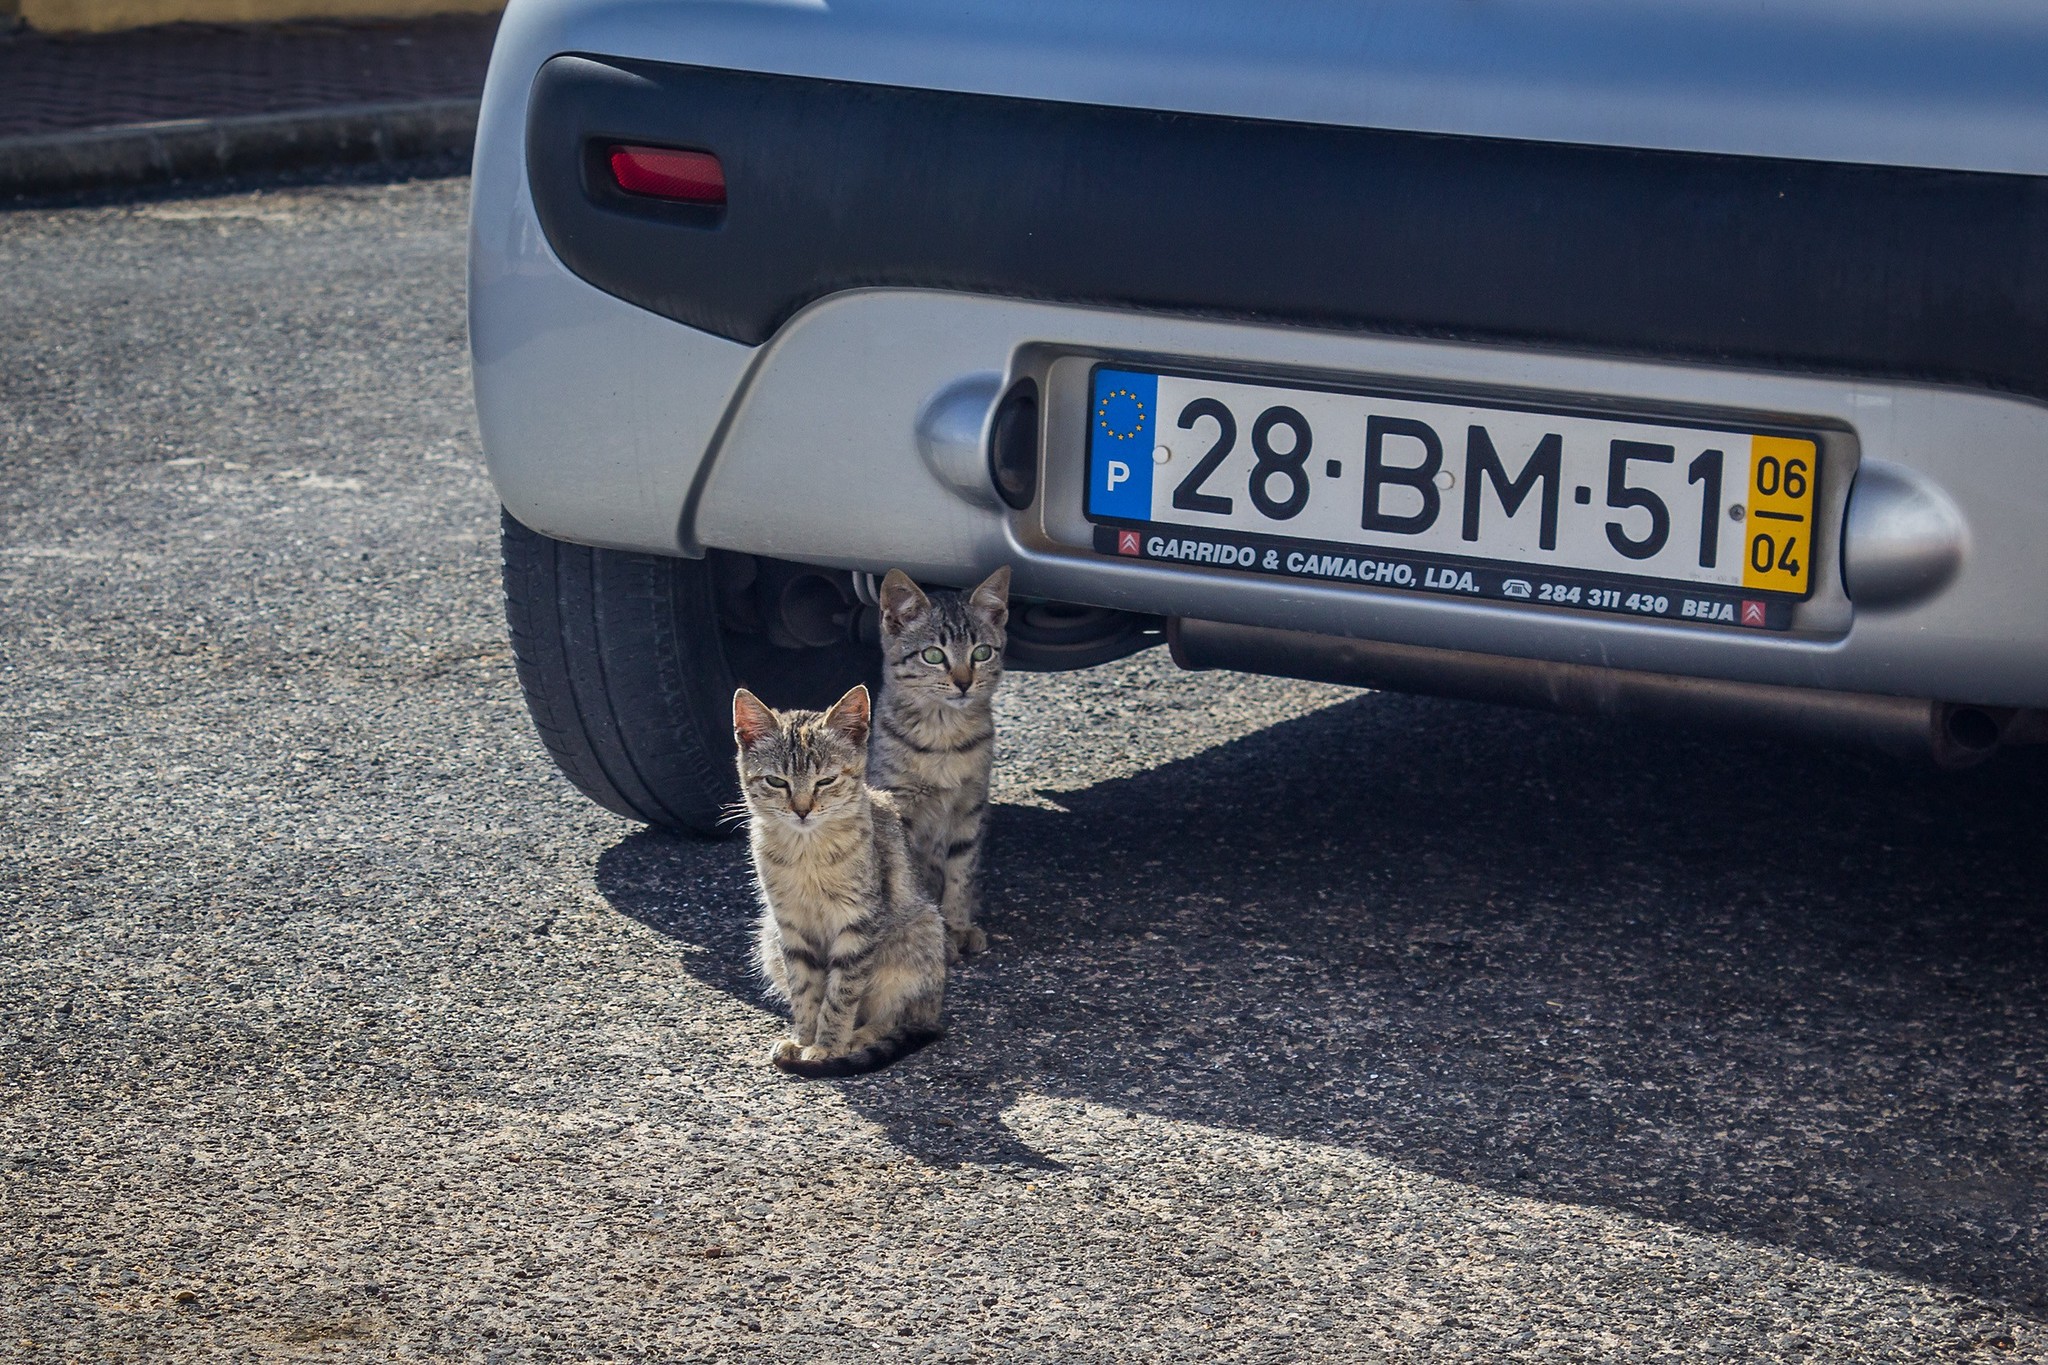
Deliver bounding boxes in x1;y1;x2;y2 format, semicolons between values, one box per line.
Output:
869;566;1010;960
734;684;947;1077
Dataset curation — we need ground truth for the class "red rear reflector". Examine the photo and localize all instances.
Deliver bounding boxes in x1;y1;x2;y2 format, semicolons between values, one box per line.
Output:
608;145;726;204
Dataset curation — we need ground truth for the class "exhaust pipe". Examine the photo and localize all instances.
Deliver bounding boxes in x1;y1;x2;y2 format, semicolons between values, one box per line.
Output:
1168;617;2019;769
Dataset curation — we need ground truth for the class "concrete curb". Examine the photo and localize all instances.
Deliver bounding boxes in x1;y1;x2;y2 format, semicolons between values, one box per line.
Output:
0;97;478;197
21;0;499;35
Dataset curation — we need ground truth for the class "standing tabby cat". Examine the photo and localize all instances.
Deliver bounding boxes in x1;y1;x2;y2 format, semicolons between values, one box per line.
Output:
869;566;1010;959
734;684;946;1077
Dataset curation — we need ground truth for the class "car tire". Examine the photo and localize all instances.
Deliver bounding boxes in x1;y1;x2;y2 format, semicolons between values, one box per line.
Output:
500;511;879;836
500;509;744;834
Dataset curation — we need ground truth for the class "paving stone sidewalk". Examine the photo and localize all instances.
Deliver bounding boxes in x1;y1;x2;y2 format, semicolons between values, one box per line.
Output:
0;16;498;140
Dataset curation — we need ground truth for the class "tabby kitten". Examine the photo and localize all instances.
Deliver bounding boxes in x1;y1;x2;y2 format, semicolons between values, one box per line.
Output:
734;684;946;1077
869;566;1010;960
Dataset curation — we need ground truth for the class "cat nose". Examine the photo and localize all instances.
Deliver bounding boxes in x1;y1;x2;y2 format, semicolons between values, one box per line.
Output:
790;798;814;818
950;668;973;691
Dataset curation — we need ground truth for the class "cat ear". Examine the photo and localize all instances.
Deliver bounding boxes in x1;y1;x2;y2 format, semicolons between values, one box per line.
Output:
968;565;1011;629
823;685;871;746
878;569;929;636
733;689;780;749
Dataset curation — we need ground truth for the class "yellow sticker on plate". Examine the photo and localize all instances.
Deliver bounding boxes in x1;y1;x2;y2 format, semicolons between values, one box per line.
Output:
1742;435;1818;594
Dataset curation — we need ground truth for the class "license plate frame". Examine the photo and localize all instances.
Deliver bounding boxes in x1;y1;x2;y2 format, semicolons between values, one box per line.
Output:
1082;363;1825;632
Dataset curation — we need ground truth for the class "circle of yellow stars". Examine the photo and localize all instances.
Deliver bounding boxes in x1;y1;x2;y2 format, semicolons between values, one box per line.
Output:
1096;388;1146;442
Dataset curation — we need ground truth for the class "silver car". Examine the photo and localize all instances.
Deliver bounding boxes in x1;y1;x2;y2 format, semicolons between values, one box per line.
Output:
470;0;2048;833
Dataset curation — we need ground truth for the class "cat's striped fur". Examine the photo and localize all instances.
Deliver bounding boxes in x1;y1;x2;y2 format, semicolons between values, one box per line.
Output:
735;684;946;1078
868;567;1009;960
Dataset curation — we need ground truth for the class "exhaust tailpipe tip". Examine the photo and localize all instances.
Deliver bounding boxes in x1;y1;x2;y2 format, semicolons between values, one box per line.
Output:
1932;704;2008;769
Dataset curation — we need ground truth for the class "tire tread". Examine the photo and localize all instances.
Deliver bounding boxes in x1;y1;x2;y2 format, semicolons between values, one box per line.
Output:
500;510;738;835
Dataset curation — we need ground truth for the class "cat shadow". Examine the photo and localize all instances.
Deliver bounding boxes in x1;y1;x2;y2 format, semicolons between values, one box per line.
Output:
596;690;2048;1311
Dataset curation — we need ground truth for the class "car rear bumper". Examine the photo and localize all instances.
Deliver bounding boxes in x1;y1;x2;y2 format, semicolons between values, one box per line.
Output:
476;235;2048;707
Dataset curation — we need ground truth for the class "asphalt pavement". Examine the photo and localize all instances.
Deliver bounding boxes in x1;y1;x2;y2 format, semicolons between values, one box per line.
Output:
2;175;2045;1363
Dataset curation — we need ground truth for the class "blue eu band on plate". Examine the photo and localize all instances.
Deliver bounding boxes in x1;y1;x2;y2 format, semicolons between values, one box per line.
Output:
1087;369;1160;524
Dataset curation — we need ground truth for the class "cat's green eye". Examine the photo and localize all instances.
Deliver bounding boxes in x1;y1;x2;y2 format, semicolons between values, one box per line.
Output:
814;775;837;788
971;644;994;662
921;646;947;666
763;775;789;789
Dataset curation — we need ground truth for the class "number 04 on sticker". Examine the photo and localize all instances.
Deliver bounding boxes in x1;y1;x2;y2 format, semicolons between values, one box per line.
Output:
1085;366;1820;630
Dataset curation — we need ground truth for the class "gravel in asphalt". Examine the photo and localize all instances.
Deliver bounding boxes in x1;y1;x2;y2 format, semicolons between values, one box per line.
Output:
1;175;2045;1362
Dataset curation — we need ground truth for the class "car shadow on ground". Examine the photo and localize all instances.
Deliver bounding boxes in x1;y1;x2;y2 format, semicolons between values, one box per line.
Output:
596;690;2048;1313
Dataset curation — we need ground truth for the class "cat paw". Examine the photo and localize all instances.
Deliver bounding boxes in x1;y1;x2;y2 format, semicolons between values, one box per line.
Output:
951;925;989;958
768;1039;804;1069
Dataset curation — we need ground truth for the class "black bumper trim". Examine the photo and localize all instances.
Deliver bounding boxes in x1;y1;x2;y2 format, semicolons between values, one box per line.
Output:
527;54;2048;403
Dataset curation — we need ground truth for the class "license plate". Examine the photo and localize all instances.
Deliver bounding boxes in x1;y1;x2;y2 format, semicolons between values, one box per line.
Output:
1085;366;1821;630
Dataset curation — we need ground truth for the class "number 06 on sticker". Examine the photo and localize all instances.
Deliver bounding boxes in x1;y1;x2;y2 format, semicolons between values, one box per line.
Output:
1085;366;1820;630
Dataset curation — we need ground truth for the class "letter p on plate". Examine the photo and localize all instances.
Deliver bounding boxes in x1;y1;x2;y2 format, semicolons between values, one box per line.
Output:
1106;460;1131;491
